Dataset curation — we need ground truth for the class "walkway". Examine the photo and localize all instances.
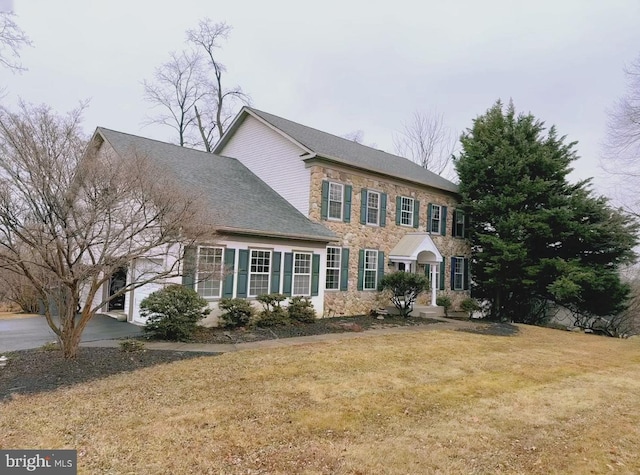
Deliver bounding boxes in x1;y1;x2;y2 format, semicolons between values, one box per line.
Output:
80;317;477;354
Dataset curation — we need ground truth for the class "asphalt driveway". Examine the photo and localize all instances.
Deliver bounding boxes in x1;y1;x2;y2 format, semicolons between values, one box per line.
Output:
0;314;142;352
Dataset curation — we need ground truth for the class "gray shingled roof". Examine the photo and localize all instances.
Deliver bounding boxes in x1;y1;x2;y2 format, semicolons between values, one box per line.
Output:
97;128;336;242
236;107;459;194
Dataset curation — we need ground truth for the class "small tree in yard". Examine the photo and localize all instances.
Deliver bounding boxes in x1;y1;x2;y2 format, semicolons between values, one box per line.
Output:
141;285;209;341
379;272;428;317
0;102;210;358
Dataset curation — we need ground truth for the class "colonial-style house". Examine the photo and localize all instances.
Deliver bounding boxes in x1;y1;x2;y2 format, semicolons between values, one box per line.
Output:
213;107;471;317
90;108;470;325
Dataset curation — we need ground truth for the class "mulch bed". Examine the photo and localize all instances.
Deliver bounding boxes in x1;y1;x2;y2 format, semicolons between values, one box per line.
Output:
0;347;215;402
188;314;444;344
1;315;518;402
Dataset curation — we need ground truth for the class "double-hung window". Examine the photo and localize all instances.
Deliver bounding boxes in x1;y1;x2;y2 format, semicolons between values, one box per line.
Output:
400;197;414;227
366;191;380;225
451;256;469;291
293;252;312;296
249;249;271;296
325;247;341;290
328;182;343;220
363;250;378;290
196;247;223;298
454;210;465;237
429;204;441;234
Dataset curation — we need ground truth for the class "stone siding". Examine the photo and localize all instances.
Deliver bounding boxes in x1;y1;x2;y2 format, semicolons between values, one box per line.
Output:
309;163;471;316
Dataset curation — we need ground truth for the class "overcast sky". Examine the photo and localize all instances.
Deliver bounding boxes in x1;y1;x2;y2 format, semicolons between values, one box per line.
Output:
3;0;639;193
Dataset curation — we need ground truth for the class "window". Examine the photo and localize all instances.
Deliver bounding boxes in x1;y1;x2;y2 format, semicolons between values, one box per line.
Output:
325;247;341;290
454;210;465;237
400;197;414;227
196;247;223;298
364;250;378;290
249;249;271;296
451;256;468;291
429;204;441;233
328;182;343;220
293;252;312;296
366;191;380;225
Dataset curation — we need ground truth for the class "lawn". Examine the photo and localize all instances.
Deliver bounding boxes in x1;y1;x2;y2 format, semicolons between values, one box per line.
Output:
1;325;639;474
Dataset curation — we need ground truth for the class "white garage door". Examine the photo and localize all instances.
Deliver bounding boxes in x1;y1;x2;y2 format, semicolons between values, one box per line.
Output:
130;258;165;325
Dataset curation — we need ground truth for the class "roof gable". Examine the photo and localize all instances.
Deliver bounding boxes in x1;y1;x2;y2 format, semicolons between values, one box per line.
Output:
95;128;336;242
216;107;459;194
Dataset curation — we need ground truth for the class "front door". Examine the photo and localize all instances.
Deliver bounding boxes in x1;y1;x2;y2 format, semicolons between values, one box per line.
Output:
108;267;127;311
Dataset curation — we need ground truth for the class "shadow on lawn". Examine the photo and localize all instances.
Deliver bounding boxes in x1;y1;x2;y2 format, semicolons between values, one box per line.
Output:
457;322;520;337
0;347;217;401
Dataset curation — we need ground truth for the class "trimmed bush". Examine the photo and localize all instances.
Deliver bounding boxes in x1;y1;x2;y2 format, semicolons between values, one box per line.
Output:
379;271;429;317
460;297;480;318
288;296;316;323
218;298;254;328
119;339;145;353
436;295;452;317
141;284;209;341
255;293;290;327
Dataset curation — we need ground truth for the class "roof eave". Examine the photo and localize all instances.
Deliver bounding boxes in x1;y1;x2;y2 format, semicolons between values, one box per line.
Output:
217;226;338;243
303;154;460;196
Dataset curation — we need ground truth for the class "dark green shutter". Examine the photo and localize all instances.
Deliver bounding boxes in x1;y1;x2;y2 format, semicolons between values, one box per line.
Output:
181;246;197;289
452;209;458;237
340;248;350;291
427;203;432;232
344;185;352;223
439;260;445;291
377;251;385;289
413;200;420;229
321;181;329;220
464;213;470;239
441;206;448;236
357;249;365;291
237;249;249;298
311;254;320;296
222;248;235;297
450;257;455;290
380;193;387;227
283;252;293;296
271;252;281;293
395;196;402;225
463;258;470;290
360;189;368;224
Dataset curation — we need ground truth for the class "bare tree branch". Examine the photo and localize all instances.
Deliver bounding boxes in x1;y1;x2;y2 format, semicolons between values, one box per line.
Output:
393;110;458;179
0;101;213;358
602;54;640;218
142;50;208;148
0;11;31;72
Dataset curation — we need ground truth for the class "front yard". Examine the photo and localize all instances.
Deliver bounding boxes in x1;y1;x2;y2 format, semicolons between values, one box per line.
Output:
1;325;639;474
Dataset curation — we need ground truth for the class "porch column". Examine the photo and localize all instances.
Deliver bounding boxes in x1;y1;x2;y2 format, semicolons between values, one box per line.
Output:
431;263;437;306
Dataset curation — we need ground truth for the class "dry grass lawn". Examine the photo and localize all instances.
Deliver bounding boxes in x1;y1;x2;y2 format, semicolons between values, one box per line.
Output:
1;325;640;474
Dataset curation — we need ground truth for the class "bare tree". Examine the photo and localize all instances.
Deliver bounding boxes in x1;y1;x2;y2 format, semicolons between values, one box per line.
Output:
0;10;31;72
393;111;458;178
0;102;212;358
143;51;207;148
342;130;364;144
143;19;249;152
602;54;640;218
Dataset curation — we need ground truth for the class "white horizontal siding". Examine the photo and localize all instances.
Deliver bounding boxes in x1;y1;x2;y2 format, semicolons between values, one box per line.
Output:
220;115;311;216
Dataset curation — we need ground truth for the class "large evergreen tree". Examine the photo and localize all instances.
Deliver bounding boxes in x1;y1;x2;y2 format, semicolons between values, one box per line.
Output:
455;101;638;322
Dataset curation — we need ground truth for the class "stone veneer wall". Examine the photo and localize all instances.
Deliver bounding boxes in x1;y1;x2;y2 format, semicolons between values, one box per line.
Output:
308;164;471;316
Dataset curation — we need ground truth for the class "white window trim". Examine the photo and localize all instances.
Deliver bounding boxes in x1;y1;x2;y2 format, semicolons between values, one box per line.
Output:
293;252;312;296
400;196;414;227
430;204;441;234
328;182;344;221
455;210;465;237
325;246;341;291
363;249;378;291
453;257;465;291
195;246;224;299
366;190;380;226
248;249;272;297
